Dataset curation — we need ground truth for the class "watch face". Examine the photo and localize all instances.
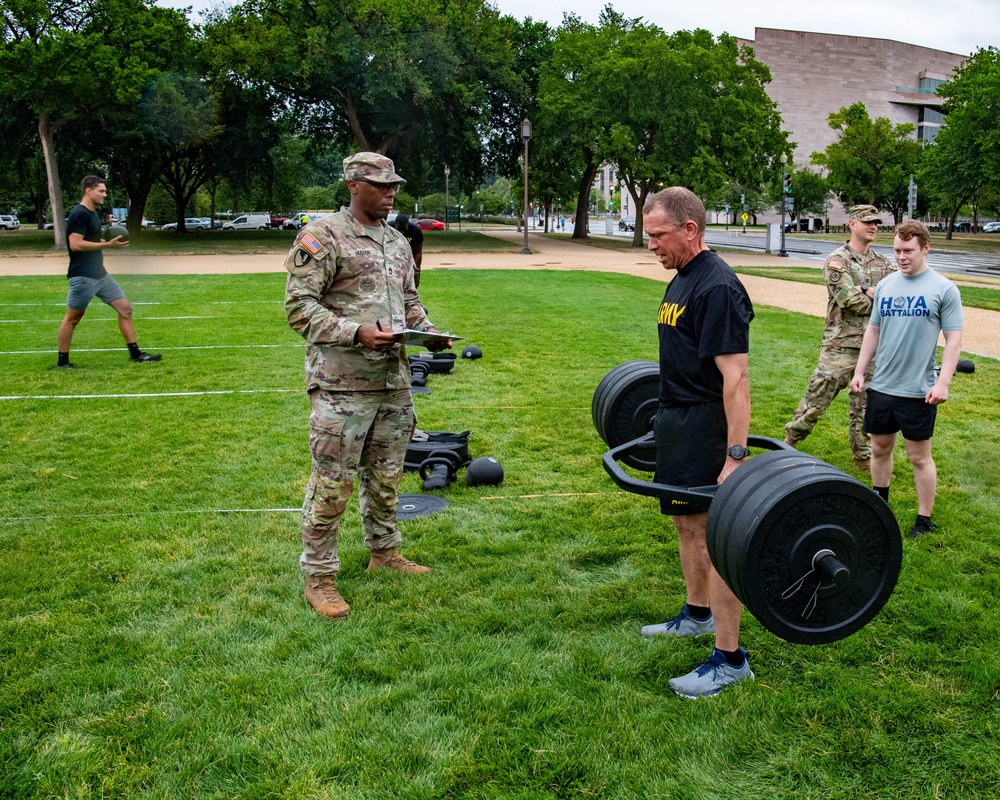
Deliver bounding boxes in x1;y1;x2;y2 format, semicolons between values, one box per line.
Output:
728;445;748;460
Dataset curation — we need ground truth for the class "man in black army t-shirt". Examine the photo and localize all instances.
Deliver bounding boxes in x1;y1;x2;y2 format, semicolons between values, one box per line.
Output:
638;186;757;699
55;175;161;368
391;213;424;287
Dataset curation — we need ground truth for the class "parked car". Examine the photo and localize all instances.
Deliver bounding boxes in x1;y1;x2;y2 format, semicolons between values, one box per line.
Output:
283;211;334;230
618;216;635;232
783;217;825;233
162;217;211;232
223;213;271;231
416;217;445;231
982;221;1000;233
0;214;20;230
269;216;290;229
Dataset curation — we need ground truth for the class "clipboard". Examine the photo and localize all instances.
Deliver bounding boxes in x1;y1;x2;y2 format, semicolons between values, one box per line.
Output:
398;329;463;346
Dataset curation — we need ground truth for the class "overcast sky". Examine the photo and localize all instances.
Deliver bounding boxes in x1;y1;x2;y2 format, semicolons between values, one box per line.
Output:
165;0;997;56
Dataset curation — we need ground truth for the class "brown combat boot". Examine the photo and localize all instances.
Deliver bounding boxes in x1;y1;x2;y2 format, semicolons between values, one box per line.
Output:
854;458;871;472
367;547;431;575
784;436;798;449
303;575;351;620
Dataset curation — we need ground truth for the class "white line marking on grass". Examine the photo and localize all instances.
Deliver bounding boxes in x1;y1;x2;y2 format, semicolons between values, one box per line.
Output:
0;389;300;401
0;344;302;355
0;316;218;323
1;300;280;307
0;507;300;522
480;492;621;500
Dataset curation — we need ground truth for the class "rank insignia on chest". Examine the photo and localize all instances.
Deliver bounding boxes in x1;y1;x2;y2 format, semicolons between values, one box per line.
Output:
360;276;377;292
299;232;322;255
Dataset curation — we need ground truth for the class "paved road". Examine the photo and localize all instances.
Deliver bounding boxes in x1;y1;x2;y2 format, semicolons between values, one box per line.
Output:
581;218;1000;279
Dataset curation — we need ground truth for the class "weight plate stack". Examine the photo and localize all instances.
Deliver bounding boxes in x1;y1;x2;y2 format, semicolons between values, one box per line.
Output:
706;450;902;645
591;360;660;471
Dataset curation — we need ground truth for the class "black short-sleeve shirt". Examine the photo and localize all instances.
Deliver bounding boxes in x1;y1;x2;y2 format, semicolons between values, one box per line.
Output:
66;204;107;279
658;249;753;405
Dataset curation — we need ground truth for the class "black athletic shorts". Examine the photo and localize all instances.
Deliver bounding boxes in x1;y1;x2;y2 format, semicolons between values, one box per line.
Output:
654;401;727;517
864;389;937;441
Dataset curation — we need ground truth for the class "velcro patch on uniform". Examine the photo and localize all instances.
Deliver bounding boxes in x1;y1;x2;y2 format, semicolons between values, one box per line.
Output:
360;276;376;292
828;261;844;271
829;270;841;282
294;249;312;267
299;232;322;255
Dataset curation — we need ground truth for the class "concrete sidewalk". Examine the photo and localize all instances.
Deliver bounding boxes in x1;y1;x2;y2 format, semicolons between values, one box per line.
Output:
2;230;996;359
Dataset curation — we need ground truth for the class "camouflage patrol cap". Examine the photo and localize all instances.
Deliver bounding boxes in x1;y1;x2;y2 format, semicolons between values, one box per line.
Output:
849;205;882;223
343;152;406;185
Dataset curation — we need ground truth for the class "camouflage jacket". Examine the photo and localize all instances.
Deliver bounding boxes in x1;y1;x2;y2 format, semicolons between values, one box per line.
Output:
821;242;896;349
284;207;432;392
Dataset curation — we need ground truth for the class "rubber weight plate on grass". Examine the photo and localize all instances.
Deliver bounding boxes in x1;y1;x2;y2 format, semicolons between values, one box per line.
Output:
592;360;659;471
706;450;901;645
397;494;450;520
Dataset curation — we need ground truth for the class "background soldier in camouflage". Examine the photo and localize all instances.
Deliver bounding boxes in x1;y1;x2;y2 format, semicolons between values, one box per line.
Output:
784;205;896;471
285;152;452;621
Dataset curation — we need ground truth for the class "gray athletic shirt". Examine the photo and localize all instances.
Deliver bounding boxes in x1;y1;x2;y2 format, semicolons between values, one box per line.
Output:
869;268;963;398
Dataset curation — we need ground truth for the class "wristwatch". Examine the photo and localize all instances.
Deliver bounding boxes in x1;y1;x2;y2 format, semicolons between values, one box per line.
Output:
726;444;749;460
860;282;870;294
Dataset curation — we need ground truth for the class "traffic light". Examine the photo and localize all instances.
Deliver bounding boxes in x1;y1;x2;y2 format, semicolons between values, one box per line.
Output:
783;172;792;195
908;179;918;209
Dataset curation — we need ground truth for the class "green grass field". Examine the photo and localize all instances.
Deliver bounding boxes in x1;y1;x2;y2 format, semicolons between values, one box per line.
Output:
2;269;999;798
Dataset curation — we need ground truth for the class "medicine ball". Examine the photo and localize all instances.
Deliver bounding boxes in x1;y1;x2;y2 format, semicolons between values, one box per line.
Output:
107;224;129;242
461;345;482;360
466;456;504;487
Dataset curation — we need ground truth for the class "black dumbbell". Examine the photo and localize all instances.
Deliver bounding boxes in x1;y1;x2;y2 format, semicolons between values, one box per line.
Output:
419;449;463;491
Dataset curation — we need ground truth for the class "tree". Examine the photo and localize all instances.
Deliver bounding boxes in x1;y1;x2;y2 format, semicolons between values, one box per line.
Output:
0;0;192;248
204;0;527;193
605;27;788;245
811;103;920;221
918;47;1000;238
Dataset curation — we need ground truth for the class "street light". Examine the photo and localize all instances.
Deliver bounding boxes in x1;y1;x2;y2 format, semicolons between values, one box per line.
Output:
520;118;532;254
444;165;450;232
779;153;789;258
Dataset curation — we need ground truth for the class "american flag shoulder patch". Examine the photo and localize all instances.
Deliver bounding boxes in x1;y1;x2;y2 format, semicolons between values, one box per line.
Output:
299;232;322;255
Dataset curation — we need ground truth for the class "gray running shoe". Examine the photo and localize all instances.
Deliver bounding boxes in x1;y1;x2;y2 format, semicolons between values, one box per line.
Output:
640;604;715;637
669;648;754;699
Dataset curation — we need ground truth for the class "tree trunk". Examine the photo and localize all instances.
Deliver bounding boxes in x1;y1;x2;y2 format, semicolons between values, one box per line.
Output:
38;114;67;251
572;157;598;240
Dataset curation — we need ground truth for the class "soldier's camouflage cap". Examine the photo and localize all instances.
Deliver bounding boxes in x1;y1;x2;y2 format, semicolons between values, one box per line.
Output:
343;152;406;185
849;205;882;223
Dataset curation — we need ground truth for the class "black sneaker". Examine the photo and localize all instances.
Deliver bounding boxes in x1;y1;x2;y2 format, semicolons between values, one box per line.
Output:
909;518;938;538
52;362;82;370
131;352;162;362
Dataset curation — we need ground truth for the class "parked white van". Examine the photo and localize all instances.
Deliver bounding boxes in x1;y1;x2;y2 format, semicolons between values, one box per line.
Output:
223;213;271;231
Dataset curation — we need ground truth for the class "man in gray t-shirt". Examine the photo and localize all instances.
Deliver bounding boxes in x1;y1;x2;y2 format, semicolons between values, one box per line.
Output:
851;221;963;538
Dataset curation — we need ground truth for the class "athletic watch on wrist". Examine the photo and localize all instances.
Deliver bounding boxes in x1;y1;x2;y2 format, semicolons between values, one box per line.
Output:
726;444;748;460
860;282;870;294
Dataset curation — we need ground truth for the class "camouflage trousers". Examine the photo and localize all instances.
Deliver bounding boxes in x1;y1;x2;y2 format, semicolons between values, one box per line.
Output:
785;345;874;461
300;388;415;576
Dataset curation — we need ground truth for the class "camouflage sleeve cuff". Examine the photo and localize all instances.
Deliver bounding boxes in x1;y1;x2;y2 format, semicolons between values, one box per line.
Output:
346;323;362;347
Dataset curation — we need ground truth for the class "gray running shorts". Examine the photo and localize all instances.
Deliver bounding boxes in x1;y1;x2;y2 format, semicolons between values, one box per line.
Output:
66;274;127;311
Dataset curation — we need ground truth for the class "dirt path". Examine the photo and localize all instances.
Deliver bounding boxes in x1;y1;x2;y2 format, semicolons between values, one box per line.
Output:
3;230;997;359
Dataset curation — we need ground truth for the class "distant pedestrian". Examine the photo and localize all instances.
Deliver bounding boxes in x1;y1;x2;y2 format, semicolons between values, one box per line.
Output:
55;176;162;369
391;213;424;287
850;220;963;537
784;205;895;470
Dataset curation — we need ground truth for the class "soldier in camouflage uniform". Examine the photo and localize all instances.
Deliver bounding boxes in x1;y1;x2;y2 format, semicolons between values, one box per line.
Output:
785;205;896;471
285;152;453;620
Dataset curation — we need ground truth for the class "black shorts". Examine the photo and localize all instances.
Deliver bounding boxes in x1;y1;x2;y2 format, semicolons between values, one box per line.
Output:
654;401;727;516
864;389;936;441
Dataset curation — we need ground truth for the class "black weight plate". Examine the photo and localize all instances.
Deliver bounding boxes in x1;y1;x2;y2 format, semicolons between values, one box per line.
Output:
710;450;900;645
592;361;659;471
397;494;450;520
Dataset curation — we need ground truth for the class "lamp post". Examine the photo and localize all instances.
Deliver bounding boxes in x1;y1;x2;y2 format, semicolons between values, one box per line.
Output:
444;165;450;232
779;153;789;258
520;118;532;254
